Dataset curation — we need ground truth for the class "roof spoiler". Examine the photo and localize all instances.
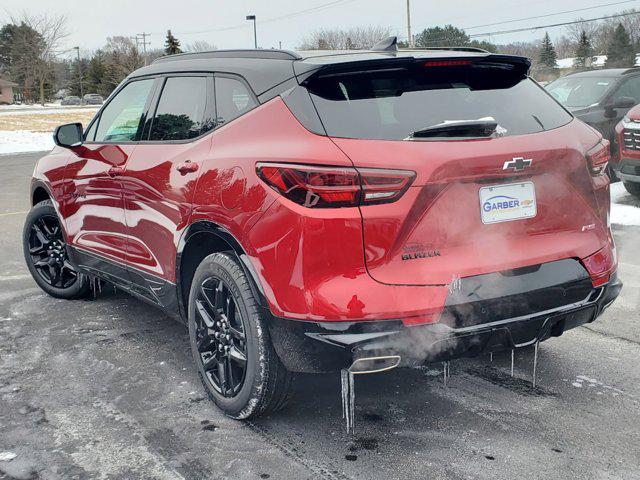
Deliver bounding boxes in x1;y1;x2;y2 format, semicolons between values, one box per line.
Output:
370;36;490;54
295;53;531;86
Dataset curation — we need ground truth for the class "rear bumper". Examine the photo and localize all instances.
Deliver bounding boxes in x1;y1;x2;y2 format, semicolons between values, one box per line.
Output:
612;157;640;183
267;273;622;373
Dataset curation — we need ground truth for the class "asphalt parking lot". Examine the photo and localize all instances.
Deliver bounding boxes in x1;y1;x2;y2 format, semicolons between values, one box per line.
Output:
1;152;639;480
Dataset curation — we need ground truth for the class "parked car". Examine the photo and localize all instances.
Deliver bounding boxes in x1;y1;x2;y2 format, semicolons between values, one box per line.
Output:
23;41;622;420
60;95;81;106
614;104;640;197
83;93;104;105
546;68;640;174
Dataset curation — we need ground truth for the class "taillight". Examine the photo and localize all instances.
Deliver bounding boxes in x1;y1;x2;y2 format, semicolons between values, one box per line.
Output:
586;140;610;176
582;246;616;287
256;163;415;208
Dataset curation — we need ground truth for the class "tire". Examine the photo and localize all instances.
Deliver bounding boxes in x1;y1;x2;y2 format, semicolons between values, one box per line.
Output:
22;200;90;299
623;181;640;198
188;252;295;419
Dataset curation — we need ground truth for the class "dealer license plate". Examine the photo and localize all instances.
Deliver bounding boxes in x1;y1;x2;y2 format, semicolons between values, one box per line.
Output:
479;182;537;224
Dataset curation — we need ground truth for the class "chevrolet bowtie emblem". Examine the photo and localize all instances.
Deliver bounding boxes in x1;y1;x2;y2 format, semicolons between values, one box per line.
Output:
503;157;532;172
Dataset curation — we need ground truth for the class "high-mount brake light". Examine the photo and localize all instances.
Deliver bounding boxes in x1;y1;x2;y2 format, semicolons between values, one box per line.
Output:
586;140;610;176
424;59;472;67
256;163;415;208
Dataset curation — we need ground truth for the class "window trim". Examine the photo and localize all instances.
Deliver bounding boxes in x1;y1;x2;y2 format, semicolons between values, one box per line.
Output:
212;72;260;130
83;76;160;145
139;73;216;145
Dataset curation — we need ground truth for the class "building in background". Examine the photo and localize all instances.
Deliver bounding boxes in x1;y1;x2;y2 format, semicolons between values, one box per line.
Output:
0;78;18;104
556;54;638;76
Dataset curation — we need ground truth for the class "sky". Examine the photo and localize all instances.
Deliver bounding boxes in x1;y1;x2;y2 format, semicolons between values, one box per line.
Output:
1;0;637;58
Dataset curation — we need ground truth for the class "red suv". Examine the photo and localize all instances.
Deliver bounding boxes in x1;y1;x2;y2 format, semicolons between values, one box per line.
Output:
614;103;640;197
23;40;622;419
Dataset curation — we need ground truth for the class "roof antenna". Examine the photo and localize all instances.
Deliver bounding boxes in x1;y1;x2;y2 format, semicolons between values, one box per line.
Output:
371;36;398;53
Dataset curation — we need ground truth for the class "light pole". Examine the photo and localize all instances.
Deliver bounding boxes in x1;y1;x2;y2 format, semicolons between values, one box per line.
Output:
73;46;84;101
406;0;413;48
246;15;257;49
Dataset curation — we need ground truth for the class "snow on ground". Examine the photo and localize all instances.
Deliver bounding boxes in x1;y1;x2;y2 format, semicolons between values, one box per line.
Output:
0;130;53;155
0;103;99;112
0;107;99;117
610;182;640;226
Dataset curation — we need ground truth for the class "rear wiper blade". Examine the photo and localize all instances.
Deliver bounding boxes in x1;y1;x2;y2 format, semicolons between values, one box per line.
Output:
407;119;499;139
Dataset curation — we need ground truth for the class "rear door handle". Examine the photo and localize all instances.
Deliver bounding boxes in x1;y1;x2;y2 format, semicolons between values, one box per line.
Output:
177;160;199;175
107;166;124;177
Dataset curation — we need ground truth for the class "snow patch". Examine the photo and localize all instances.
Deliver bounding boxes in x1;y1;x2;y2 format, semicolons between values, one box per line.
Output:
0;130;53;155
610;182;640;226
0;452;17;462
0;106;99;117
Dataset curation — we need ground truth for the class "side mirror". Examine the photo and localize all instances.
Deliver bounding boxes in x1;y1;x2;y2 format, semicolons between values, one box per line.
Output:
612;96;637;110
53;123;83;148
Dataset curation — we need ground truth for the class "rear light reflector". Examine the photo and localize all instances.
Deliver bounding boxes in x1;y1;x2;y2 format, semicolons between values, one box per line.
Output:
586;140;610;176
256;163;415;208
424;59;472;67
582;246;616;287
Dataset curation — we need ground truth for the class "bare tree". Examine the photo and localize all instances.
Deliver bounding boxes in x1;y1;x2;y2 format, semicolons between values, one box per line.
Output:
554;35;575;60
299;26;391;50
606;9;640;45
565;19;600;44
10;13;68;105
565;10;640;54
498;41;540;59
103;36;144;92
185;40;217;52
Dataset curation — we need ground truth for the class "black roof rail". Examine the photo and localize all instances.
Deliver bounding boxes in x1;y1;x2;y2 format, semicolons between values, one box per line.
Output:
152;49;302;64
622;66;640;75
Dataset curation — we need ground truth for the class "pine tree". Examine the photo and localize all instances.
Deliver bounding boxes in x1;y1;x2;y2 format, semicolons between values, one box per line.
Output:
538;32;558;73
573;30;594;71
86;51;108;97
605;23;635;68
164;30;182;55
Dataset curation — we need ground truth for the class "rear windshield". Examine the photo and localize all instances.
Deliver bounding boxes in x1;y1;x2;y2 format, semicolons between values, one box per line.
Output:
304;62;573;140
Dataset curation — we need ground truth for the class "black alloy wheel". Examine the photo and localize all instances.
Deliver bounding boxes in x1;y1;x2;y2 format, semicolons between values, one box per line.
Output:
188;252;295;419
194;276;248;397
28;214;77;289
22;200;90;299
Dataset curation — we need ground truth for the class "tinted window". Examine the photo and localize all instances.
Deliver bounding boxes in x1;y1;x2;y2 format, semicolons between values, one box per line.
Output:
613;76;640;103
215;77;257;127
149;76;212;141
94;79;154;142
305;64;573;140
546;76;614;108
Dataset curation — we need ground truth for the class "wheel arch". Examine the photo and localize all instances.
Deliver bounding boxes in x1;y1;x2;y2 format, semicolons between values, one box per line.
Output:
31;181;53;206
176;221;268;322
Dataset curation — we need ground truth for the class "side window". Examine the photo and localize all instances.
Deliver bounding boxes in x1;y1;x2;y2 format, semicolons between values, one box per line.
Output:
94;79;154;143
149;76;212;141
614;77;640;103
215;77;258;127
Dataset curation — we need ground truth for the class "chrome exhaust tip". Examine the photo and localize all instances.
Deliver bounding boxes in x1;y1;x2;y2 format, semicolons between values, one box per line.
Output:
348;355;401;375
